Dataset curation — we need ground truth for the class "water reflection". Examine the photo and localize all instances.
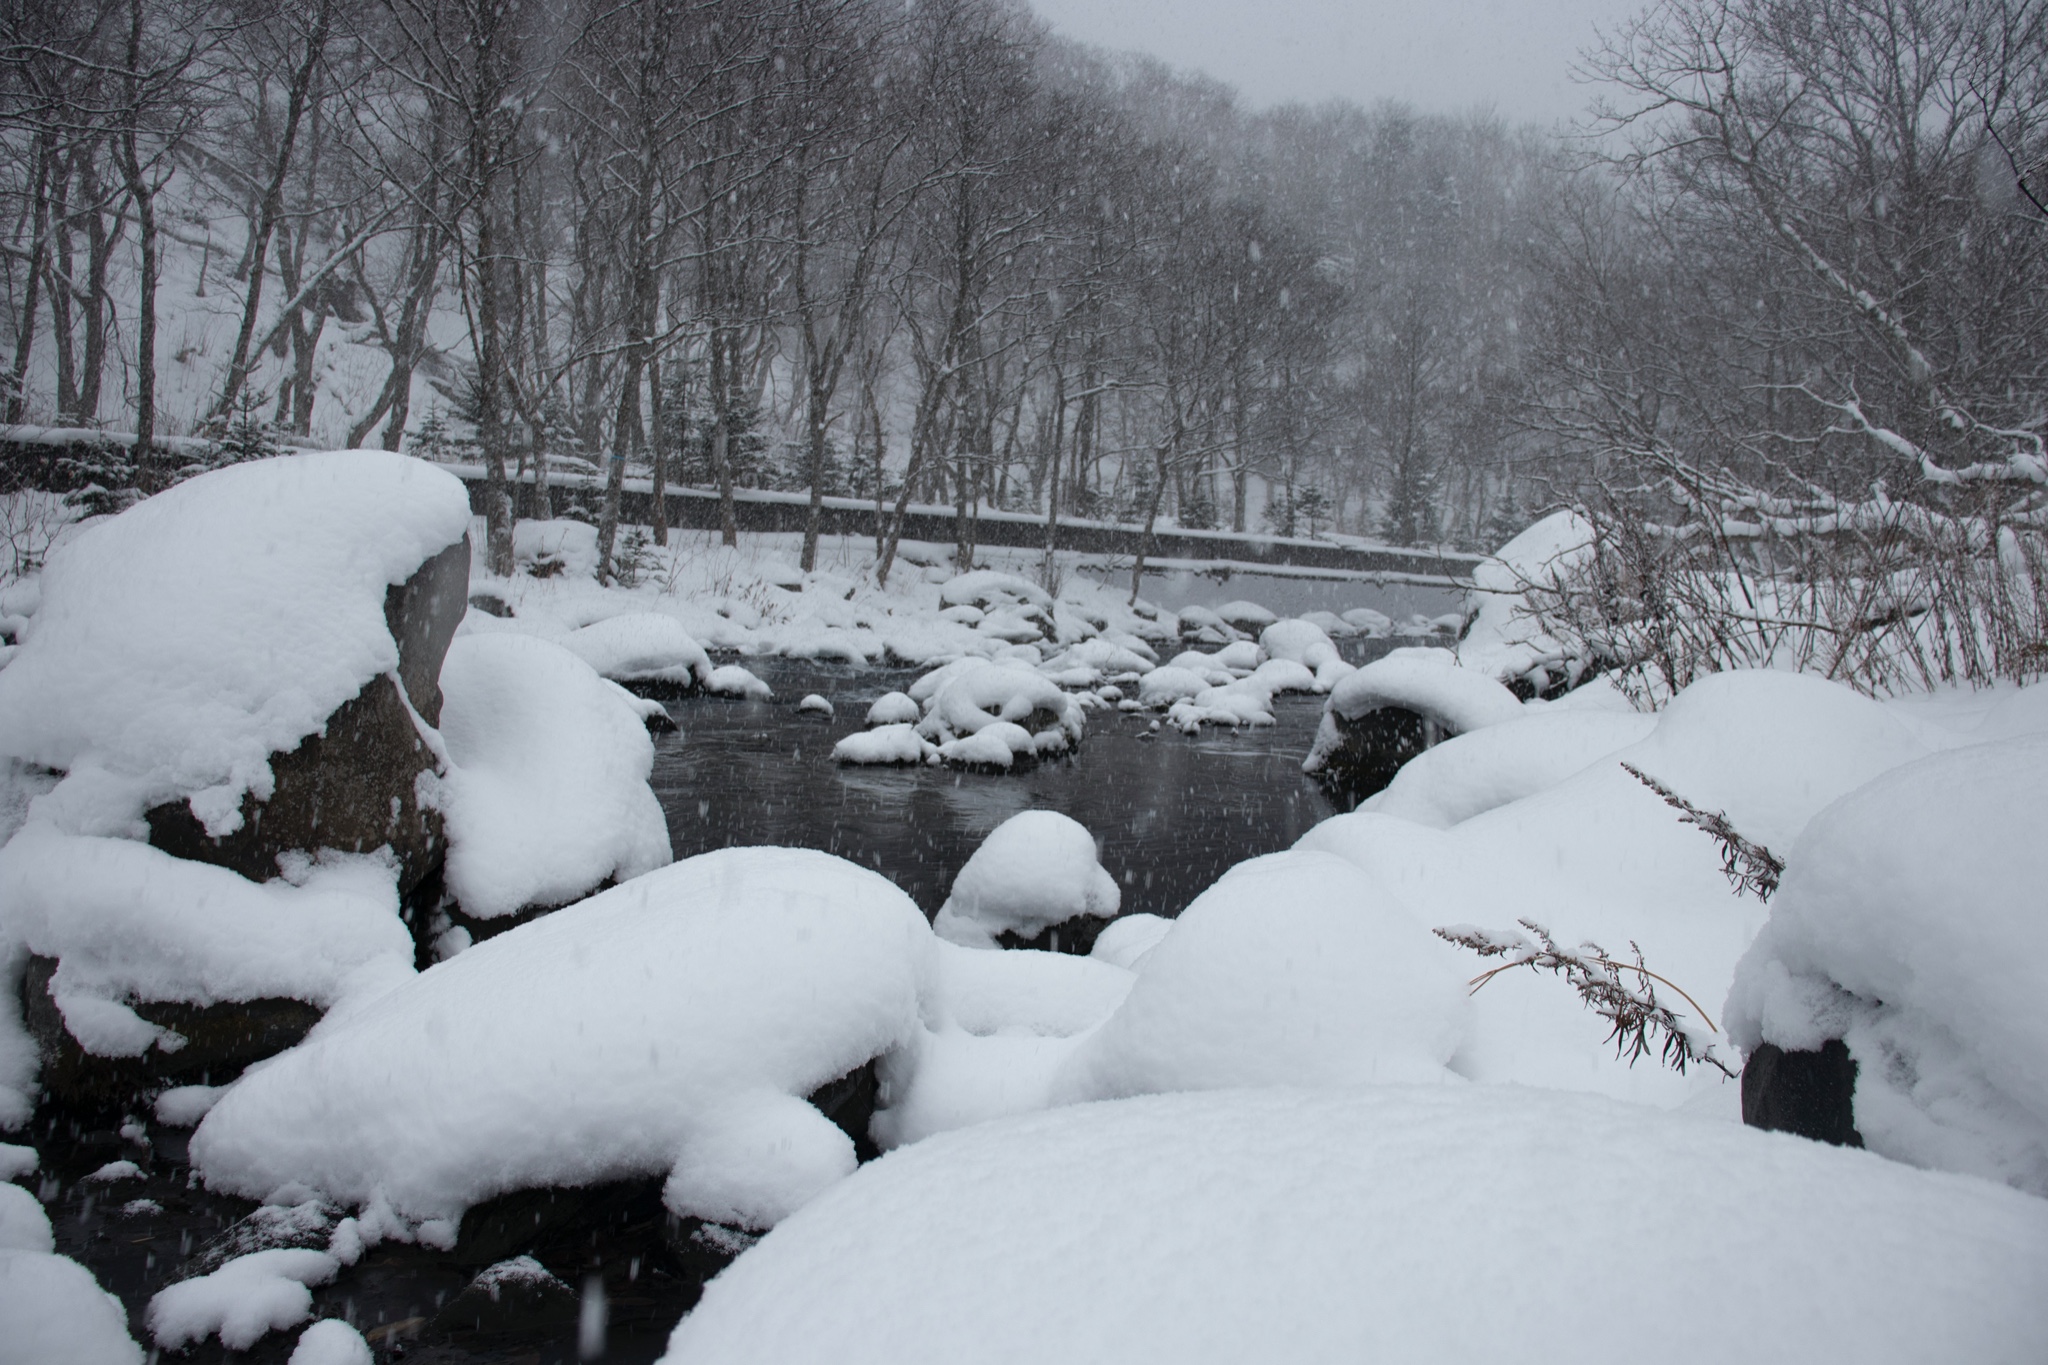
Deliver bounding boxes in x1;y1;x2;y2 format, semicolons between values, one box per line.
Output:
649;658;1354;920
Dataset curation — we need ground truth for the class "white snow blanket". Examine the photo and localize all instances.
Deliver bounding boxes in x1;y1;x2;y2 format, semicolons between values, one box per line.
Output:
931;812;1119;948
662;1086;2048;1365
0;451;470;838
1360;708;1657;828
0;1248;145;1365
833;724;936;766
190;848;930;1230
556;614;710;689
1052;851;1468;1101
435;633;671;919
1727;733;2048;1194
1304;647;1525;774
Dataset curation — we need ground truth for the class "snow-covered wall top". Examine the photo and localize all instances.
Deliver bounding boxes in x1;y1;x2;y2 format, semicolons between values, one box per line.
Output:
0;451;472;837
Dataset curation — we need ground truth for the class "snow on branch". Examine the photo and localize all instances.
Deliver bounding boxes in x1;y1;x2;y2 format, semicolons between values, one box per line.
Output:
1433;919;1736;1078
1621;762;1784;901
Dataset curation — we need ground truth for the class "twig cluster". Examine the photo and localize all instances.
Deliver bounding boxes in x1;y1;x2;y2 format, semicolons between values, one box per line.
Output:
1621;762;1784;902
1434;919;1736;1078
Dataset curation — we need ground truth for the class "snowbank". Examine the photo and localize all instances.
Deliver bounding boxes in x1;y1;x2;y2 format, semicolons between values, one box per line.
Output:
556;614;711;690
0;451;470;837
1054;851;1468;1101
190;848;930;1228
435;633;671;919
1727;734;2048;1193
0;1248;145;1365
931;812;1119;948
663;1086;2048;1365
1361;710;1657;828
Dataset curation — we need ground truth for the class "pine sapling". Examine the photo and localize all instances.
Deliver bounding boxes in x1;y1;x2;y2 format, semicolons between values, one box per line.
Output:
1434;919;1737;1078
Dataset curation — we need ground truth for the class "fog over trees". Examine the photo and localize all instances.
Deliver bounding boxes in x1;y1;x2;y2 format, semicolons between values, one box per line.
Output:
1;0;2043;681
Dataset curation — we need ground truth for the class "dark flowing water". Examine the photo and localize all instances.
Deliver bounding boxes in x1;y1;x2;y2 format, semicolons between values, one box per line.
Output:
652;654;1362;923
36;645;1381;1363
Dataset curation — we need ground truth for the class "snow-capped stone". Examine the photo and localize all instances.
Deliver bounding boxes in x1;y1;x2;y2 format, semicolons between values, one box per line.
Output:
0;1248;145;1365
703;664;773;700
1457;509;1595;693
189;848;930;1228
436;633;671;920
1213;600;1278;633
0;451;471;840
1259;619;1339;671
932;812;1120;949
834;724;937;766
798;694;834;716
557;614;711;690
865;692;922;726
1341;606;1392;636
1727;734;2048;1193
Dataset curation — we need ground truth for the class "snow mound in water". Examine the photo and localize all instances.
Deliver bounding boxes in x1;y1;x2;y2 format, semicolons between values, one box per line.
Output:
436;633;671;919
1727;734;2048;1194
932;811;1120;948
0;1182;51;1251
1135;666;1210;706
189;848;930;1227
0;450;471;837
556;614;710;689
1304;647;1524;774
864;691;920;726
833;723;936;766
660;1085;2048;1365
703;664;772;700
0;823;411;1028
1258;619;1338;671
1213;600;1277;632
914;659;1083;754
0;1248;145;1364
1054;850;1468;1101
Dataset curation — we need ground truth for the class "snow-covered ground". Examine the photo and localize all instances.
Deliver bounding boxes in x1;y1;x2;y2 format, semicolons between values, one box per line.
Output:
1;454;2044;1359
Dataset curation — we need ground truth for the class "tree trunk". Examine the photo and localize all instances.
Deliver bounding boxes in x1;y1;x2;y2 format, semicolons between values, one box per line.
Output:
474;205;516;577
7;133;51;424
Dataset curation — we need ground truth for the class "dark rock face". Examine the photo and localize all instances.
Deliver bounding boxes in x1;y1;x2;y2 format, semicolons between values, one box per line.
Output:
1741;1040;1864;1147
144;534;470;895
431;1258;581;1339
21;954;322;1111
997;915;1110;957
1307;706;1441;808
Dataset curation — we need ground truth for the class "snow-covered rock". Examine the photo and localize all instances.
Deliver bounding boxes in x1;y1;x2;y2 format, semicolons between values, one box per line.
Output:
1136;666;1211;707
1341;606;1392;636
1258;620;1338;672
0;1182;51;1252
833;724;937;766
914;660;1084;764
1361;710;1658;829
435;633;671;920
797;694;834;716
931;812;1120;949
1457;509;1594;693
189;848;931;1230
1303;647;1526;794
865;691;921;726
287;1319;373;1365
662;1085;2048;1365
703;664;773;700
147;1247;340;1352
1089;914;1173;971
556;614;710;691
1213;600;1278;633
1727;734;2048;1194
0;451;470;843
1054;851;1468;1101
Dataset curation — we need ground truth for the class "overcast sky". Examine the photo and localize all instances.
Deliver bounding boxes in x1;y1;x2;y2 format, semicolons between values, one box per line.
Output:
1028;0;1644;125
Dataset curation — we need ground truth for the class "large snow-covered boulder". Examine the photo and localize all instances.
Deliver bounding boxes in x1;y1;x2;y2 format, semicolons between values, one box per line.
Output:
190;848;933;1232
1053;850;1468;1101
661;1085;2048;1365
0;1247;146;1365
1;827;410;1106
1302;648;1525;801
435;633;672;922
1456;509;1594;694
1726;734;2048;1193
932;811;1120;952
0;451;472;890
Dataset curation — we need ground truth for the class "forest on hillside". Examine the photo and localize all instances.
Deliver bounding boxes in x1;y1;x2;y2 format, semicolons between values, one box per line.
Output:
2;0;2045;686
